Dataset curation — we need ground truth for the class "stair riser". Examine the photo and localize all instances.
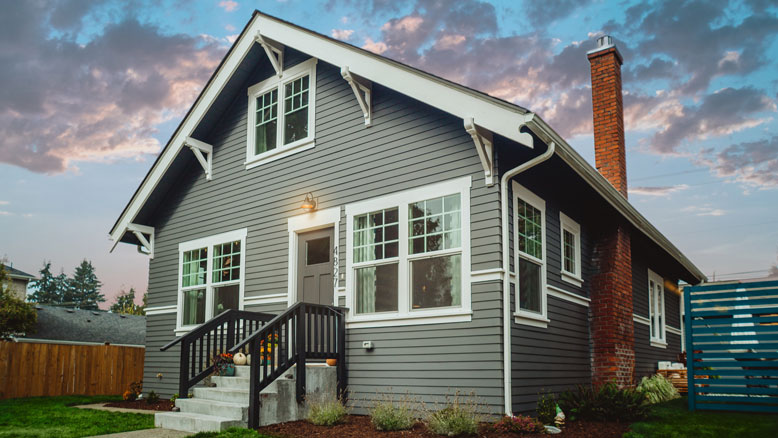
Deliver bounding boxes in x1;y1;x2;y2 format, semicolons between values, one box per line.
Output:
211;376;250;388
155;412;245;433
193;387;249;403
176;399;248;421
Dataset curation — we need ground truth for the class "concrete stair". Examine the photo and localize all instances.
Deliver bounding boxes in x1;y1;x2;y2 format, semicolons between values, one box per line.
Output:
155;365;336;433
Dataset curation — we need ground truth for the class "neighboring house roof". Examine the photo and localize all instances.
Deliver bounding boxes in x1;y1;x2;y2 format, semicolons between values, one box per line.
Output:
3;264;36;281
20;305;145;346
109;10;706;284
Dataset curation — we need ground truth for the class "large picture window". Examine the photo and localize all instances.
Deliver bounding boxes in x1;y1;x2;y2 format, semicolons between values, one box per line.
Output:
346;177;472;327
648;269;667;346
246;59;317;168
177;229;247;332
513;182;548;326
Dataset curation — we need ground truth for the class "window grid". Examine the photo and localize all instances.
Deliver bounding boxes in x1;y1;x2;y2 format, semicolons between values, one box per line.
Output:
563;229;576;274
212;241;241;283
284;75;309;115
256;89;278;125
182;248;208;288
517;199;542;259
353;208;399;263
409;194;461;255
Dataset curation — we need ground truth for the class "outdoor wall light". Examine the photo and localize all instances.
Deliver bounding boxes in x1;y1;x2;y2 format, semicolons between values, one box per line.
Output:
301;192;317;212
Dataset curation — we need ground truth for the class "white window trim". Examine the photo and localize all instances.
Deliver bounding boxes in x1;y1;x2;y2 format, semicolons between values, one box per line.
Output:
287;206;341;307
175;228;248;335
559;212;583;287
512;182;548;326
344;177;472;328
245;58;317;170
648;268;667;346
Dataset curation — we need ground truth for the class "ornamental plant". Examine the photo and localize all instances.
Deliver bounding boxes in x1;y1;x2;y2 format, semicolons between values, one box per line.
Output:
368;391;418;431
123;381;143;401
493;415;545;434
213;353;234;375
306;393;349;426
536;390;557;425
637;374;680;404
558;383;649;422
424;391;483;437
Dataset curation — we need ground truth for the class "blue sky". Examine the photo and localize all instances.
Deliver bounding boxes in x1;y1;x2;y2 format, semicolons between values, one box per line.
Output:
1;0;777;307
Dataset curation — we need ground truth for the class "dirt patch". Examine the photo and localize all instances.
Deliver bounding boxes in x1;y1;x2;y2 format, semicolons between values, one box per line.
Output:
104;399;175;411
256;415;630;438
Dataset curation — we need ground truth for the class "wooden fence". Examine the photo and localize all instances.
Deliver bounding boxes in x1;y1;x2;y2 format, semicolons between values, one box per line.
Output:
0;341;145;399
684;279;778;413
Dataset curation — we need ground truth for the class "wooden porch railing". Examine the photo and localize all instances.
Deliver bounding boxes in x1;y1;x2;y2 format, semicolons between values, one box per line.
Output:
160;309;275;398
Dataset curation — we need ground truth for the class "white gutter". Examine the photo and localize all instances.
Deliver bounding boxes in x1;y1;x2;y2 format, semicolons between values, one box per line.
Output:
501;120;556;415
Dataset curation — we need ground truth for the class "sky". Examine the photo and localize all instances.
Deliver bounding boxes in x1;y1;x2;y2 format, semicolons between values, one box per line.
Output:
1;0;778;309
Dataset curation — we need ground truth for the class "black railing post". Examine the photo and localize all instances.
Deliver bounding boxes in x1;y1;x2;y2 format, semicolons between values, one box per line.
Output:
248;336;261;428
337;311;347;402
296;304;306;403
226;316;236;350
179;340;190;399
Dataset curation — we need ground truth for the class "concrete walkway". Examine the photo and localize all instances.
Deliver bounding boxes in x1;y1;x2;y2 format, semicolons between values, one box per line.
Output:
75;403;169;415
87;428;190;438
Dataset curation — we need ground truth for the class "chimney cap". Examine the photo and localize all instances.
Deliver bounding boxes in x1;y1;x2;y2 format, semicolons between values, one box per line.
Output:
587;34;623;63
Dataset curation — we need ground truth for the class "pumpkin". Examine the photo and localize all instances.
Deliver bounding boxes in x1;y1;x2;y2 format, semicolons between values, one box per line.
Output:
233;352;247;365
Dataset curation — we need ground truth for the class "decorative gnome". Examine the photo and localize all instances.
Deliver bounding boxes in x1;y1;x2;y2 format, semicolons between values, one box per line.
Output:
554;404;566;427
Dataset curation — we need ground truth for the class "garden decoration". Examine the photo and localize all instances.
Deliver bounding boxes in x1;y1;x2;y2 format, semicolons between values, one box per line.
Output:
233;352;247;365
213;353;235;376
554;404;565;427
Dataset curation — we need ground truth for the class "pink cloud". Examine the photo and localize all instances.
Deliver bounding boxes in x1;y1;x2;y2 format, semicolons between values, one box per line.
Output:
218;1;238;12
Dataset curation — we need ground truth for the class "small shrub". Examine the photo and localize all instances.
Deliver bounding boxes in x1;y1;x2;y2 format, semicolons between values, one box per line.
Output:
145;390;160;404
637;374;680;404
368;392;417;431
558;383;649;422
425;392;482;437
493;415;544;434
306;393;349;426
123;381;143;401
536;391;557;425
170;393;179;403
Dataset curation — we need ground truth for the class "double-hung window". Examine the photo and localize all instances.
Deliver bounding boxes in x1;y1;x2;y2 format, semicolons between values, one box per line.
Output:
648;269;667;347
346;177;472;327
177;229;247;333
513;182;548;326
559;212;582;287
246;59;317;168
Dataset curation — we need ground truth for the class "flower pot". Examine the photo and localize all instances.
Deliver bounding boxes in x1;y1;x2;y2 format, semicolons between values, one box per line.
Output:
219;364;235;376
233;352;247;366
326;359;337;366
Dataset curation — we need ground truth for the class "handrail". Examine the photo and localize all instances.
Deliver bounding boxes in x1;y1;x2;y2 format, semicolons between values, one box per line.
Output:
242;302;347;428
160;308;276;398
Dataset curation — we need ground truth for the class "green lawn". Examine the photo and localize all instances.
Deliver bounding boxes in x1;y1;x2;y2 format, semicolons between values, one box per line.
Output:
189;428;273;438
626;398;778;438
0;395;155;438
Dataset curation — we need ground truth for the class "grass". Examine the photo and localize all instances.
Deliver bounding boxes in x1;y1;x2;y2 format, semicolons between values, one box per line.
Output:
0;395;154;438
625;397;778;438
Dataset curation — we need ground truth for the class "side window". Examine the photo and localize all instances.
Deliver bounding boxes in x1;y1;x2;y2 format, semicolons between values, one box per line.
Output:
559;212;582;286
513;183;547;324
648;269;666;346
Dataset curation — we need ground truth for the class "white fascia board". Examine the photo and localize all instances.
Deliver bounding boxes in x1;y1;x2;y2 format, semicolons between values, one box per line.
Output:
109;14;261;244
254;14;534;150
525;115;707;284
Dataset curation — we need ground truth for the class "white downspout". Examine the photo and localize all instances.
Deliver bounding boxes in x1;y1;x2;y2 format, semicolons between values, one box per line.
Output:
501;136;556;415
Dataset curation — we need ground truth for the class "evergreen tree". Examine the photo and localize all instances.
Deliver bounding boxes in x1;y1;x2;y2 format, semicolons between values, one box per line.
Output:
111;287;145;315
68;260;104;310
28;261;66;304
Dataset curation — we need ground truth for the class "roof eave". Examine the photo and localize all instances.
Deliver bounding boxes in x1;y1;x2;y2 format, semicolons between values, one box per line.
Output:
525;114;707;284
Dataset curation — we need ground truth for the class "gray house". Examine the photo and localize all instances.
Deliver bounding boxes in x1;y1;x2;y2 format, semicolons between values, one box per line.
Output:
110;11;705;431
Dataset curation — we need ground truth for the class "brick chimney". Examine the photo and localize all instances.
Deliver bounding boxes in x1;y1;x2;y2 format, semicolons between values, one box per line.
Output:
587;35;635;387
588;35;627;198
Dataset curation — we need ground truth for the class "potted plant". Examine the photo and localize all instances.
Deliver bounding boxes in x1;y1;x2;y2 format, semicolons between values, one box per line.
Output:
213;353;235;376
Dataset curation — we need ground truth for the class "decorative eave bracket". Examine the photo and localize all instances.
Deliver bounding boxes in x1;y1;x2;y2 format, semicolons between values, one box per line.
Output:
128;223;155;259
341;66;372;126
184;137;213;181
464;118;495;186
255;32;284;78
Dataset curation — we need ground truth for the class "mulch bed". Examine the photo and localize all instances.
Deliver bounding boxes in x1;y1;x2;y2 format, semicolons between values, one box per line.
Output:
104;399;175;411
256;415;630;438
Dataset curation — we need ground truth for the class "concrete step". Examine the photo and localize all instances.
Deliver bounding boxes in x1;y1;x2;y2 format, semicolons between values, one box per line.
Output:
193;387;250;403
154;412;246;433
211;376;249;388
234;366;250;377
175;398;248;421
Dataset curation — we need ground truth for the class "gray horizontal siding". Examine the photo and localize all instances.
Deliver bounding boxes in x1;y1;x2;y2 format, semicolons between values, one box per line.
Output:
634;323;682;379
143;52;505;412
511;295;591;414
143;313;180;398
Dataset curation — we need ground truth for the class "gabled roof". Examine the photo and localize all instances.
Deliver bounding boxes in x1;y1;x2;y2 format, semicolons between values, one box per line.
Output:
110;10;706;284
2;264;35;281
20;305;145;346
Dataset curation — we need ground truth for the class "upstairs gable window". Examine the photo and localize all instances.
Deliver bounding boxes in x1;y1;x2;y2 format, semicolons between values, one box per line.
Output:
246;58;317;168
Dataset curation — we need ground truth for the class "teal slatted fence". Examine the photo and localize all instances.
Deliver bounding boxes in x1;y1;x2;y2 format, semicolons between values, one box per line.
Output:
684;279;778;413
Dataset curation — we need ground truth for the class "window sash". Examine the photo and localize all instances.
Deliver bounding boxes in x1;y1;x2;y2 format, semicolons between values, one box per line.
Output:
513;183;547;322
648;271;666;342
